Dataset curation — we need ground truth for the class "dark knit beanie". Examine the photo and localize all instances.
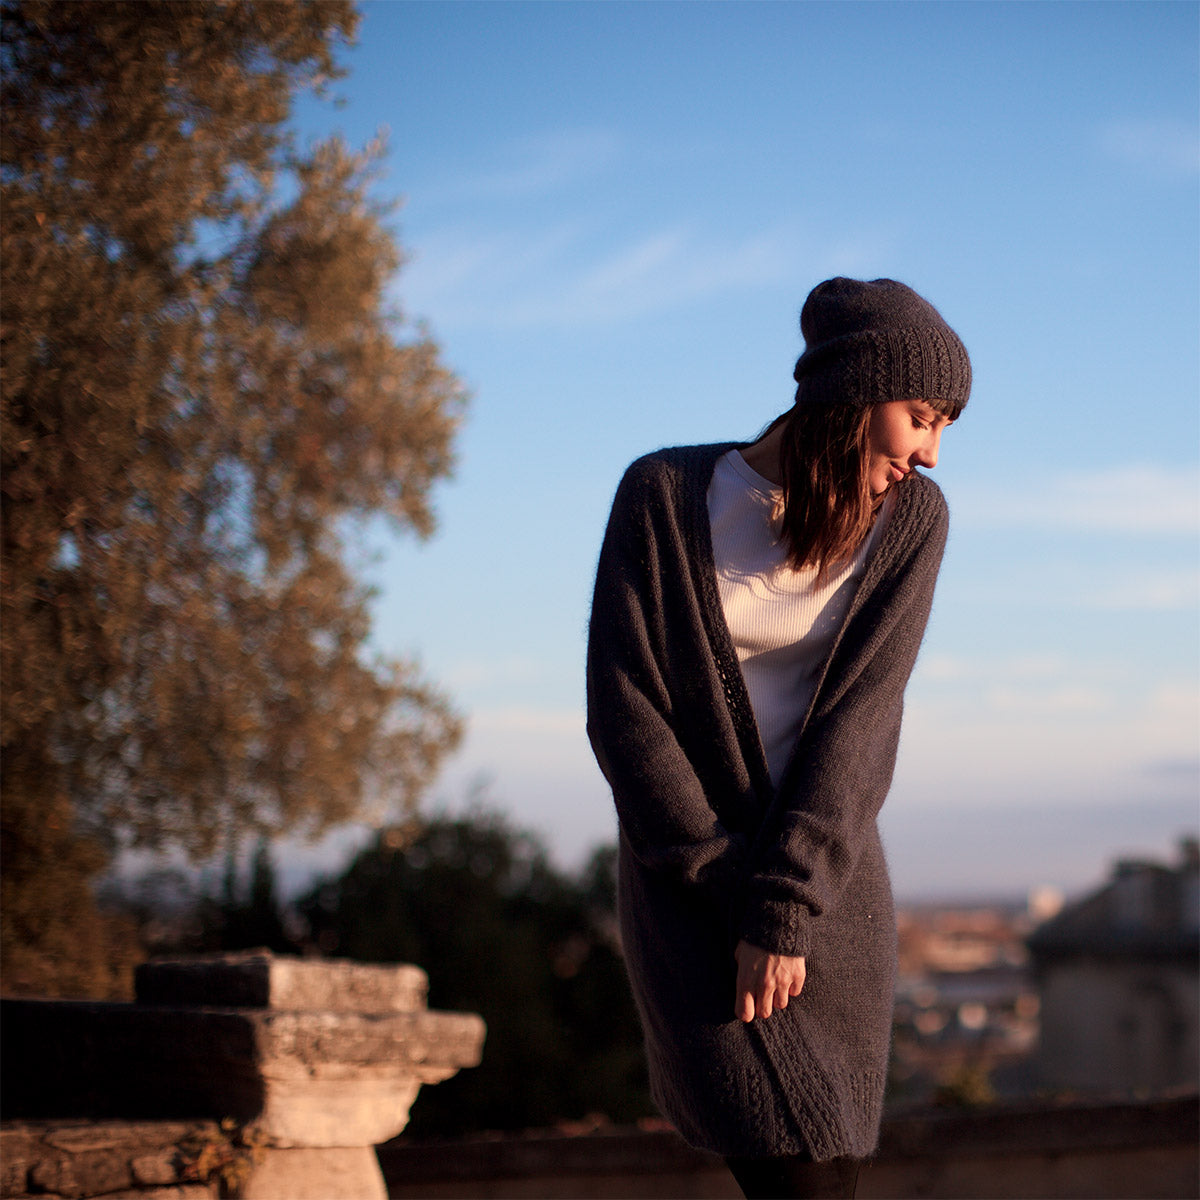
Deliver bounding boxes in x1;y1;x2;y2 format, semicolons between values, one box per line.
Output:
792;277;971;413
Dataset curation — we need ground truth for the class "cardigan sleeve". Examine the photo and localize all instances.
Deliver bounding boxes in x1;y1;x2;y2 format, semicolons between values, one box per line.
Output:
586;460;746;893
737;491;949;958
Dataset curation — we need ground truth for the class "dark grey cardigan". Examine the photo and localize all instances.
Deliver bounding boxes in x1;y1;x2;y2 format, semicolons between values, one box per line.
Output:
586;442;949;1160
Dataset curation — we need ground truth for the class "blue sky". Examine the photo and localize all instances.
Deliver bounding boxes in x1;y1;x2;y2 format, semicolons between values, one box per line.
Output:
283;0;1198;901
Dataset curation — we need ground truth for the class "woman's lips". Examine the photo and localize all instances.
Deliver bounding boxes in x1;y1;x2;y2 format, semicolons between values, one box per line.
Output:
890;464;908;483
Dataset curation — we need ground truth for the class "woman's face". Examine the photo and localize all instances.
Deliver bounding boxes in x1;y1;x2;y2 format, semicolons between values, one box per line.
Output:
867;400;953;495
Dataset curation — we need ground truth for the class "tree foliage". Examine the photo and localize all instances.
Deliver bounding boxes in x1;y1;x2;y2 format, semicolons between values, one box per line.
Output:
1;0;465;995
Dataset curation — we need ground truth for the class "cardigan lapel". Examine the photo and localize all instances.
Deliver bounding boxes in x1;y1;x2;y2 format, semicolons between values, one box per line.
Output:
678;443;776;812
675;443;928;816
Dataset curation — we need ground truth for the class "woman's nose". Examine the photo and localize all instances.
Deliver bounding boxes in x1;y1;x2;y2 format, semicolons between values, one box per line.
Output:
914;429;941;469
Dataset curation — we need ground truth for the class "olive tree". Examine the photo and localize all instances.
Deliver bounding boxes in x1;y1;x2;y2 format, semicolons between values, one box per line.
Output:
1;0;465;994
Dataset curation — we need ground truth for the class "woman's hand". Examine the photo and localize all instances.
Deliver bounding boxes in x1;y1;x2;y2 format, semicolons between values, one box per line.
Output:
734;939;805;1022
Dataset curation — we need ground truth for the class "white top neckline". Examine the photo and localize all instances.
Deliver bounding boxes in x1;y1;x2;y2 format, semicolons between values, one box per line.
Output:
707;449;893;786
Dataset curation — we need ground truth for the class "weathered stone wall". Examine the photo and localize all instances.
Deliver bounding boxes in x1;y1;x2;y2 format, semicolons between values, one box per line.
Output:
1;953;485;1200
1;1120;235;1200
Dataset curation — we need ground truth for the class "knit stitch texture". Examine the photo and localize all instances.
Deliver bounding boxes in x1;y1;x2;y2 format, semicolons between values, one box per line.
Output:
586;442;949;1159
792;277;971;411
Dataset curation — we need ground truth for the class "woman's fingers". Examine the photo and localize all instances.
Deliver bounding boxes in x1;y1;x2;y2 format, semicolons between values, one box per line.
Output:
734;941;759;1023
736;988;755;1024
734;940;806;1022
787;958;806;998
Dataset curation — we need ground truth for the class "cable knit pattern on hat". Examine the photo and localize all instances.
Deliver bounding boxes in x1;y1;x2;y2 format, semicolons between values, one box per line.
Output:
792;277;971;411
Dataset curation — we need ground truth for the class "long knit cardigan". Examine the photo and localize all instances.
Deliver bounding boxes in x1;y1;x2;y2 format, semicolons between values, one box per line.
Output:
586;442;950;1161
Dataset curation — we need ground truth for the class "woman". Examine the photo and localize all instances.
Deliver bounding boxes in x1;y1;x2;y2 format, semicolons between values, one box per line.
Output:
586;278;970;1199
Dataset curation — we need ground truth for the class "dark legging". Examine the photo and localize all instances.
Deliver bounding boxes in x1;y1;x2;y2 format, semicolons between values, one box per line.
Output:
725;1153;861;1200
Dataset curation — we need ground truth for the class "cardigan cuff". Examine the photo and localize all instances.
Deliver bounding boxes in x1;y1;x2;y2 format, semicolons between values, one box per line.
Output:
738;898;813;958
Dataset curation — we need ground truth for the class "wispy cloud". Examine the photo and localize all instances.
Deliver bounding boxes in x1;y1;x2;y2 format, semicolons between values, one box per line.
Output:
954;465;1200;534
401;219;592;310
432;704;614;866
1098;118;1200;178
1085;567;1200;611
401;217;882;329
444;656;558;692
914;653;1123;713
897;658;1199;810
1140;755;1200;780
466;706;584;737
565;223;804;319
395;123;900;330
1148;682;1200;721
919;653;1072;683
942;559;1198;614
911;657;1198;751
984;684;1113;716
421;129;622;203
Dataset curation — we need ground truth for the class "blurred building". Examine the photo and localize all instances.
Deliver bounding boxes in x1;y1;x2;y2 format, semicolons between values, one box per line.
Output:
1027;838;1200;1096
890;902;1041;1103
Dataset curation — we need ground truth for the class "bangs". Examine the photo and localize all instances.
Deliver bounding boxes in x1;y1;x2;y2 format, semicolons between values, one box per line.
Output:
927;392;966;422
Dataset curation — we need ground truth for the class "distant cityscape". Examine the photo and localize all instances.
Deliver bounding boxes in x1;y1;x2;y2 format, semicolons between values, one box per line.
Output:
889;837;1199;1106
108;820;1200;1114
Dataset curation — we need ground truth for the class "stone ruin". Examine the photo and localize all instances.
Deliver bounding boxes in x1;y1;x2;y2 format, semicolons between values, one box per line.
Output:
1;951;486;1199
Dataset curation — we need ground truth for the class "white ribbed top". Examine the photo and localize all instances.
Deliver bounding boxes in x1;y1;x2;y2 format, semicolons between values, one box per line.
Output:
707;449;892;786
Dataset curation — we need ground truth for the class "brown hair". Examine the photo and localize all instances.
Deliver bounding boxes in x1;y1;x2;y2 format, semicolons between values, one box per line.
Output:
772;386;960;578
774;392;961;580
775;402;877;581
